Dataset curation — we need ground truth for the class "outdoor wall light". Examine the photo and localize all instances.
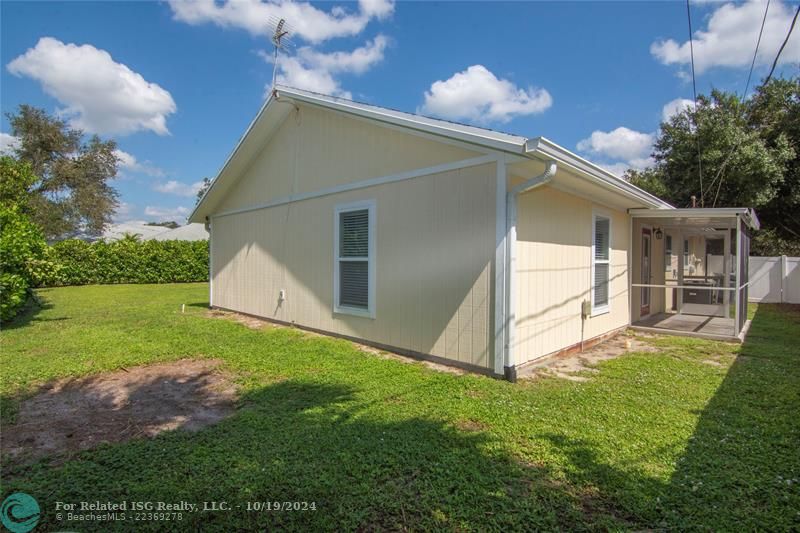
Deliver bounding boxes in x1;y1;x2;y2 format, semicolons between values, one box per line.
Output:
654;228;663;240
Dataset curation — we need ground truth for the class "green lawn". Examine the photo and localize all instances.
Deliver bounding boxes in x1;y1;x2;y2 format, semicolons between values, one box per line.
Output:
1;283;798;531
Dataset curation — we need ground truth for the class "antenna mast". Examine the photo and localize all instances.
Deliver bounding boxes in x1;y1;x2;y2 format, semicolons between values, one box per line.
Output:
268;16;294;91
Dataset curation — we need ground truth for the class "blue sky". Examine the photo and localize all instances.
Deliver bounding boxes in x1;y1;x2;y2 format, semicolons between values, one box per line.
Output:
1;1;798;224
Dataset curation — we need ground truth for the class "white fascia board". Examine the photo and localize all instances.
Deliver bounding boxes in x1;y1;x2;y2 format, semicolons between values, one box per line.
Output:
629;207;760;230
525;137;674;210
275;86;528;156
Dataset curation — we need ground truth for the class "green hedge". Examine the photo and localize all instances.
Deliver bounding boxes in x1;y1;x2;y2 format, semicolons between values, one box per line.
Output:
49;238;209;286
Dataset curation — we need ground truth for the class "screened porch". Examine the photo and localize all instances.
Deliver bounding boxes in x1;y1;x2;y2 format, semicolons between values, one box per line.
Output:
628;208;759;342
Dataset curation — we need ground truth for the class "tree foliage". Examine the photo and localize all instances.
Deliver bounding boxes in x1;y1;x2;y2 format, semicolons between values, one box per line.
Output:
196;177;212;205
6;105;120;240
145;221;180;229
626;77;799;255
0;157;60;320
748;78;800;246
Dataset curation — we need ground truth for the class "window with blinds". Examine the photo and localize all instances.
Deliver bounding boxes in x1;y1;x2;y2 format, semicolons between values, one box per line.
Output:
592;214;611;312
334;201;375;317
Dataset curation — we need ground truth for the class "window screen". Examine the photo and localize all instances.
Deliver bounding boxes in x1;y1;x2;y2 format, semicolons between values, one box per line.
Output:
335;206;373;315
593;215;611;310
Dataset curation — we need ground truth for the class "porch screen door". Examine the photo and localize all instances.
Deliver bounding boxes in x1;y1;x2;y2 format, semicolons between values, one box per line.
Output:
641;228;651;316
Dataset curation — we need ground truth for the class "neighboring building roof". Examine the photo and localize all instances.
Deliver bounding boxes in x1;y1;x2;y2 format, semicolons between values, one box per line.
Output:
151;223;209;241
191;85;673;223
98;222;172;241
80;222;208;242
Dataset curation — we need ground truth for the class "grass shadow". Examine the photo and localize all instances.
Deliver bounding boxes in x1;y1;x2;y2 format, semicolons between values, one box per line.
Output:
3;379;634;531
0;296;56;331
660;304;800;530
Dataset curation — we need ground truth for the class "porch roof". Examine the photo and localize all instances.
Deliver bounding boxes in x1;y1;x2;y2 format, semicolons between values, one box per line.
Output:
628;207;760;231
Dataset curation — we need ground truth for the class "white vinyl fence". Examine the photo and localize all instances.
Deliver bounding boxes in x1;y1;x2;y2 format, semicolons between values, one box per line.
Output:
749;256;800;303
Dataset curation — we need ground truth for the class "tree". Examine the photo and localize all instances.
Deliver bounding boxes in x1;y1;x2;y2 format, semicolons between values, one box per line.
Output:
626;77;798;255
195;177;212;205
0;157;59;321
748;77;800;244
146;221;180;229
0;155;36;209
6;105;120;240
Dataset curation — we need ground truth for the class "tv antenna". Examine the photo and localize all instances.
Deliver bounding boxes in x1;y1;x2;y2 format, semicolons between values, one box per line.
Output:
267;16;295;90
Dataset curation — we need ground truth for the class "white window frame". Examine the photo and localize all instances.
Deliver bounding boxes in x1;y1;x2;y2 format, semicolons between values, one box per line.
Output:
591;210;612;316
333;199;376;319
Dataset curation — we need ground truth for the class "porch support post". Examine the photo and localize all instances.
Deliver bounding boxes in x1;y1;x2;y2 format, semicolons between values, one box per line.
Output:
723;220;731;318
734;214;742;335
627;215;633;325
676;229;684;314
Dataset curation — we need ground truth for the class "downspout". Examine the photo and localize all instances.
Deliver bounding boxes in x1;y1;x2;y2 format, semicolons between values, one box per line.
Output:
504;160;557;381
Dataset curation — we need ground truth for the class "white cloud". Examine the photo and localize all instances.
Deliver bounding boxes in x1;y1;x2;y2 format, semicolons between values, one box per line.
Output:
662;98;695;122
274;56;348;97
0;133;20;155
358;0;394;19
420;65;552;124
113;202;136;222
297;34;388;75
266;35;389;98
169;0;393;44
577;127;655;163
154;180;204;197
7;37;176;136
114;149;165;177
144;205;190;222
651;0;800;74
577;127;656;177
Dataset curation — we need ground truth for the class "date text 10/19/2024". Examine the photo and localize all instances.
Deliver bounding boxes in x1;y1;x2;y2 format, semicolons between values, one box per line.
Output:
55;501;318;513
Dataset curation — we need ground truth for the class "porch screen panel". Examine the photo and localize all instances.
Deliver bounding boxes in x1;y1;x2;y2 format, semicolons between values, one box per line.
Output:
738;219;750;333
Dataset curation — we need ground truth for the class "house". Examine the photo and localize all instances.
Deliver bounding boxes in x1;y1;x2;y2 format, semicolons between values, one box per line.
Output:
190;86;758;380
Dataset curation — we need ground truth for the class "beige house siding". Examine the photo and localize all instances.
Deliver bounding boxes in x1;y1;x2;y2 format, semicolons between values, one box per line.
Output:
211;162;497;370
513;185;631;365
216;104;482;213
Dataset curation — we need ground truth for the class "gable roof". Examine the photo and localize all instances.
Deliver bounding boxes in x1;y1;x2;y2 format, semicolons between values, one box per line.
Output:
190;85;671;222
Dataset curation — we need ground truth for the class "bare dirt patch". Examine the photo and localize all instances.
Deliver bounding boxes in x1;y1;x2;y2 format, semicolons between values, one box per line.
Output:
207;309;272;330
371;349;466;375
2;359;237;465
522;332;657;382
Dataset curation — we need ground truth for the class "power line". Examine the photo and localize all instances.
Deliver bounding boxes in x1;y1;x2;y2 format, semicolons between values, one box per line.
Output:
702;0;772;207
764;1;800;85
705;0;794;207
686;0;704;207
744;0;770;99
